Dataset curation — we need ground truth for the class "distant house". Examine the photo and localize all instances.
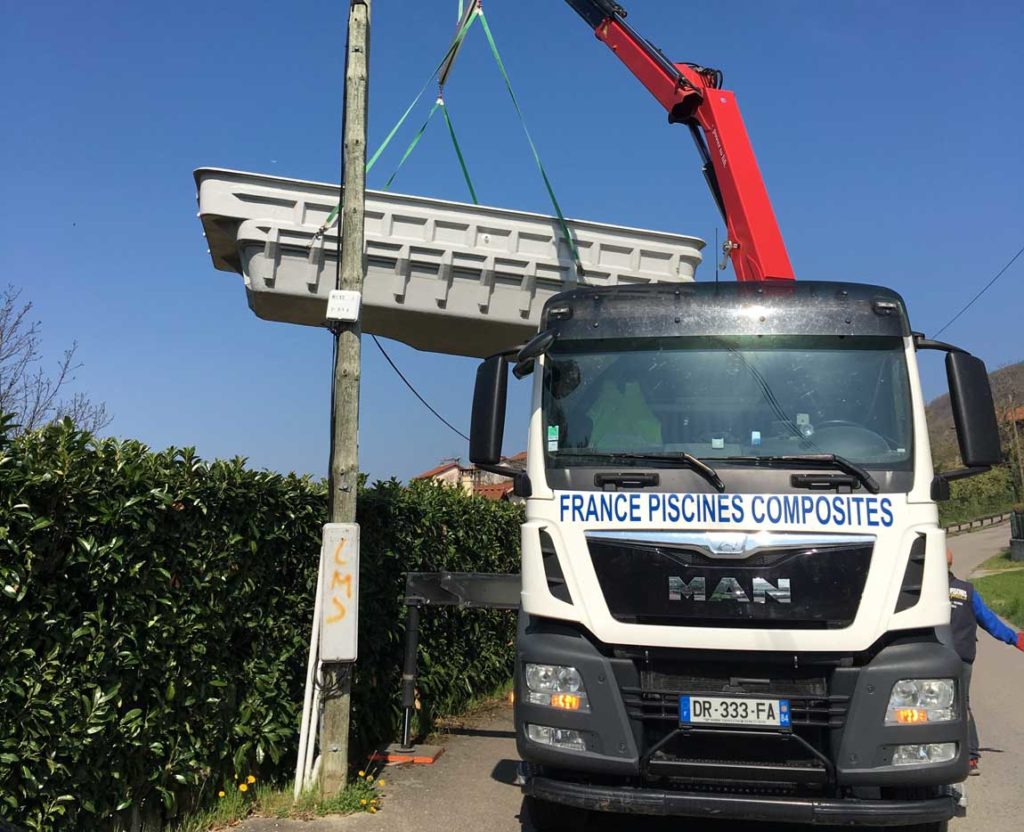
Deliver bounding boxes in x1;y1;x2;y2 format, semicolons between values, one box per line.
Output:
414;459;465;488
413;452;527;502
474;481;515;502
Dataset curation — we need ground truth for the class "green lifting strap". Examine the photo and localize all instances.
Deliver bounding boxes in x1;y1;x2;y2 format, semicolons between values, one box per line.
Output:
315;8;479;238
440;101;479;204
477;8;585;277
379;97;479;204
382;98;442;192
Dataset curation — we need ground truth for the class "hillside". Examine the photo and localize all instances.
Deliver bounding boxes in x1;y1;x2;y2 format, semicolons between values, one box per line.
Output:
926;359;1024;468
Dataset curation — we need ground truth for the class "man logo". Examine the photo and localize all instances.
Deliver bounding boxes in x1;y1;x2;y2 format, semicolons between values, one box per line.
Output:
668;576;791;604
706;533;747;555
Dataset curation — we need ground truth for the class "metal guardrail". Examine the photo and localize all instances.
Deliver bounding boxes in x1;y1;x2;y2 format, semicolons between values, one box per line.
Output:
944;511;1014;536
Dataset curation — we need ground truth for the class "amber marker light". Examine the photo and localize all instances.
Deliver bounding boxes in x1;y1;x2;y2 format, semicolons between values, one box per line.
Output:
550;693;582;711
895;708;929;724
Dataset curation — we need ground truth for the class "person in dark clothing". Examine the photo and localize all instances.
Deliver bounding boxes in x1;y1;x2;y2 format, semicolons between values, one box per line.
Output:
947;548;1024;773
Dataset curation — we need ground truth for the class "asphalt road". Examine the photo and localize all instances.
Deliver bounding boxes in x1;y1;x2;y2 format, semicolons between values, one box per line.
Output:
241;522;1022;832
946;523;1023;832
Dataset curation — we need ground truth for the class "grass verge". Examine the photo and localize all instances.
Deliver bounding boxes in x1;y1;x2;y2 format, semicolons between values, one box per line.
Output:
972;569;1024;630
975;547;1022;573
172;774;385;832
175;681;514;831
429;679;514;739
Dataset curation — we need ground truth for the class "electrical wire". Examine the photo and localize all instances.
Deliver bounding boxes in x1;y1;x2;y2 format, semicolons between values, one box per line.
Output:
371;335;470;442
933;241;1024;338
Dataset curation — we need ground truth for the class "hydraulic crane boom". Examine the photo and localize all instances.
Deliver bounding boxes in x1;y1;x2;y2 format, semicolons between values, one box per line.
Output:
565;0;795;281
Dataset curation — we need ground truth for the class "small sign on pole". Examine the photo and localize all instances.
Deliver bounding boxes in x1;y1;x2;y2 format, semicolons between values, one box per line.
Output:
319;523;359;662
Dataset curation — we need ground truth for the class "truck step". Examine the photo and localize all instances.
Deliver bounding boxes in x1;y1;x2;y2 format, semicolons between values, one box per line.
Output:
648;752;828;784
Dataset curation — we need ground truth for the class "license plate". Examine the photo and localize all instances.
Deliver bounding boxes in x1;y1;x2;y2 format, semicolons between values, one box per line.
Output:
680;695;790;728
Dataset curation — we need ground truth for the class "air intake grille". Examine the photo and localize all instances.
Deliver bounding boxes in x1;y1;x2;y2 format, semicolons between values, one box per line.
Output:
620;687;848;730
895;535;926;612
617;661;846;787
587;535;872;628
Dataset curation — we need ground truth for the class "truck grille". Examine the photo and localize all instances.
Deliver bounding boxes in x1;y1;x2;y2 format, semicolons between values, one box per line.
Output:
620;687;849;729
587;532;873;628
617;662;847;787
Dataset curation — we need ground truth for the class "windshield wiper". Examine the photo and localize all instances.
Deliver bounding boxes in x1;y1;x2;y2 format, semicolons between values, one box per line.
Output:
551;450;725;492
712;453;880;494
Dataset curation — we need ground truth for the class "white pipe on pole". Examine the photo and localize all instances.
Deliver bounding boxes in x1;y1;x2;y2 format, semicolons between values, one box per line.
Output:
304;681;322;791
294;545;325;799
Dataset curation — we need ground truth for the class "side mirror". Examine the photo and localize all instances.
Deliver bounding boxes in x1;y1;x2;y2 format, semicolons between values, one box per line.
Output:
470;355;509;466
946;352;1002;468
469;354;532;498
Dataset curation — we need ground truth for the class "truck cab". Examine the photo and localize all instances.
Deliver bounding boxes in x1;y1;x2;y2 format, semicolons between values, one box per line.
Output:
469;280;1001;829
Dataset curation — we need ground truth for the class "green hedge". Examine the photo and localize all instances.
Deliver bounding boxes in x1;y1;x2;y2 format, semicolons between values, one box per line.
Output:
0;417;521;830
938;465;1017;527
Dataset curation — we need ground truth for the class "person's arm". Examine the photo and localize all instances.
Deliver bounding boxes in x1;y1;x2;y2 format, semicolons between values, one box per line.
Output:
972;590;1024;648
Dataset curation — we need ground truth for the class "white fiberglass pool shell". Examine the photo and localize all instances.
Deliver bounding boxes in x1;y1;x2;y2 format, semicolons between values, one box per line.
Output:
195;168;705;357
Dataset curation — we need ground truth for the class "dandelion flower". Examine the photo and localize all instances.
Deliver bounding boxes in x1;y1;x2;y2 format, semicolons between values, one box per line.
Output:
378;779;385;787
360;799;367;806
358;770;365;777
246;775;256;784
369;807;377;814
218;791;225;798
238;783;248;793
366;774;373;782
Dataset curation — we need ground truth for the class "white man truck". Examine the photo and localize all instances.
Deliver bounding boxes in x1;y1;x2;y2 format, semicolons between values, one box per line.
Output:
462;3;1004;829
470;281;1001;830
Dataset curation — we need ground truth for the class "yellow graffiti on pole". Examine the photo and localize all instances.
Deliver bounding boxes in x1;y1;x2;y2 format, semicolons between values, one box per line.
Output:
326;595;347;623
326;537;353;625
320;523;359;661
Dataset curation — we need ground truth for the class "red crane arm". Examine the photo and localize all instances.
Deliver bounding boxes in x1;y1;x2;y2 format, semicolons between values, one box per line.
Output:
565;0;795;282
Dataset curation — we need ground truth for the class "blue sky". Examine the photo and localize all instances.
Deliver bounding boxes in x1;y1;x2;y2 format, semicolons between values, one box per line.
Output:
2;1;1022;482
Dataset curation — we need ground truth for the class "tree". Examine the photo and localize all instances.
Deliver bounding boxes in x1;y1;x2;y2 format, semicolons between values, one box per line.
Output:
0;285;110;433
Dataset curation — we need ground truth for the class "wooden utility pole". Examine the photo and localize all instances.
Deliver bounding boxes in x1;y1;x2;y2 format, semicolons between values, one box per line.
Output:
320;0;370;794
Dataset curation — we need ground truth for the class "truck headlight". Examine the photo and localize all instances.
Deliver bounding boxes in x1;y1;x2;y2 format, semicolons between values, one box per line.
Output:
526;723;587;752
892;742;957;766
885;679;956;724
524;663;590;712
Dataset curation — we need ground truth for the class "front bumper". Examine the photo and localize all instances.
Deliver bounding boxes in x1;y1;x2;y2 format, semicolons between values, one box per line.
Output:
515;614;968;815
524;774;958;826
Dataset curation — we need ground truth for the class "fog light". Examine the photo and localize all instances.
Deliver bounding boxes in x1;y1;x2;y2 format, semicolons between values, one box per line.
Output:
885;679;955;724
524;663;590;712
892;742;957;766
526;723;587;752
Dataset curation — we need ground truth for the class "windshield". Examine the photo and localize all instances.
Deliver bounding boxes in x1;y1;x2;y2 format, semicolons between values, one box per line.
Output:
542;335;913;469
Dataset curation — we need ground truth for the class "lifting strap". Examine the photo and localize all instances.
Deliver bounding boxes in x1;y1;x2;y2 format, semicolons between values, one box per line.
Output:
380;95;479;205
314;8;479;237
316;1;583;279
439;0;478;88
381;97;442;193
378;1;479;202
477;8;584;277
440;100;478;204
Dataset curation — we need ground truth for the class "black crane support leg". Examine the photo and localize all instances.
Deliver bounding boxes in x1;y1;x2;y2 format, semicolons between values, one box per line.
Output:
400;601;421;750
